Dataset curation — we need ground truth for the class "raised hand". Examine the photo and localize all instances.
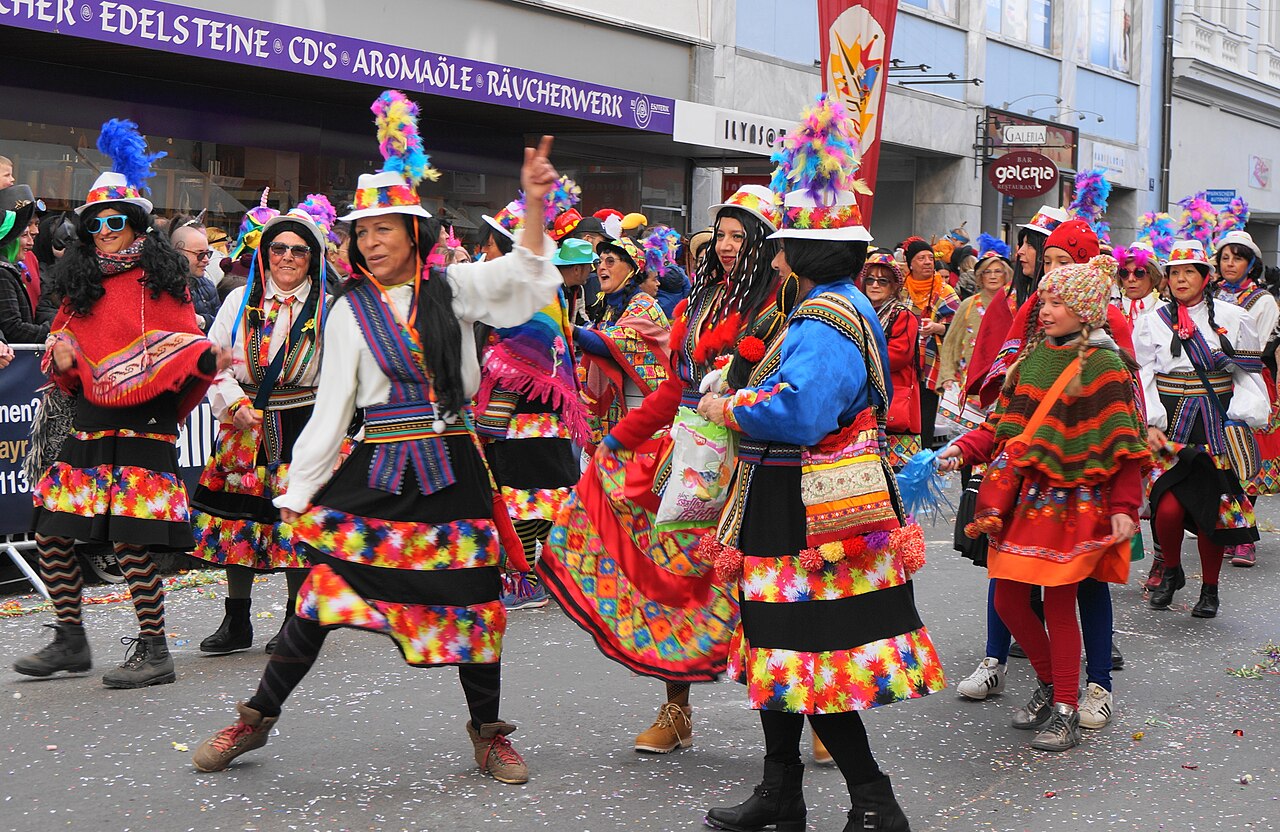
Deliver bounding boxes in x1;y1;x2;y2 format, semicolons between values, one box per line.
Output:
520;135;558;203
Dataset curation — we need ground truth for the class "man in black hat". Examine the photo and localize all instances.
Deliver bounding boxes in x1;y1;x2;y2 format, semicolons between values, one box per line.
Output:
0;184;49;344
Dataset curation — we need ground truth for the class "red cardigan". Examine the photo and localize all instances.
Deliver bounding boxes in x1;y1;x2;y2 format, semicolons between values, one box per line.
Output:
883;306;921;434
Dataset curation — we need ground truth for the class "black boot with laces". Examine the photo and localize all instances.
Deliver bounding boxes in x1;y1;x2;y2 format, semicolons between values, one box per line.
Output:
13;622;92;677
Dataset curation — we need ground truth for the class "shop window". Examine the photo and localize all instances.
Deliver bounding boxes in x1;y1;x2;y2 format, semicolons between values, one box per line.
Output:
987;0;1053;50
1072;0;1136;75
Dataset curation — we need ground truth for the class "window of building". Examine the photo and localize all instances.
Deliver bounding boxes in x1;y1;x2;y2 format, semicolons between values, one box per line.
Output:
902;0;958;18
987;0;1053;50
1072;0;1135;75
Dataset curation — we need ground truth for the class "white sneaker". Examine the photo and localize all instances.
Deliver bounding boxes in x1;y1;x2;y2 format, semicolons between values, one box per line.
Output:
956;657;1006;700
1078;682;1113;729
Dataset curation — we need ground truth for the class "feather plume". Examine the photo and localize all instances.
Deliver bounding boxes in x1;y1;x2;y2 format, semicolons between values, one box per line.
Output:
641;225;681;276
1214;196;1251;244
1137;211;1177;261
96;119;165;193
294;193;337;236
769;93;866;204
1068;168;1112;244
371;90;439;185
541;175;581;226
1178;192;1218;251
976;232;1011;261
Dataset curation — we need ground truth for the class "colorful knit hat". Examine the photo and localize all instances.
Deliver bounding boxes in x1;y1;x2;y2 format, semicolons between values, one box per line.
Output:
230;188;280;260
767;93;872;242
859;250;904;283
1166;239;1211;268
1039;254;1118;327
1044;218;1100;264
342;90;439;222
77;119;165;216
1018;205;1070;237
708;184;781;233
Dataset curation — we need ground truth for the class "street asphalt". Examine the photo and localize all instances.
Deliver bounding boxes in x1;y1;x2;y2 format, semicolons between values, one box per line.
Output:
2;501;1278;832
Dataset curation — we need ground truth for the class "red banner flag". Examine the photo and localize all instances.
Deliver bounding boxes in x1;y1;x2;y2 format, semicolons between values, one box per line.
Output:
819;0;898;226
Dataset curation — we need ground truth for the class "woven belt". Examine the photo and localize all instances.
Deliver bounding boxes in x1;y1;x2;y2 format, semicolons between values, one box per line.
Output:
364;401;470;444
240;383;316;410
1155;371;1232;397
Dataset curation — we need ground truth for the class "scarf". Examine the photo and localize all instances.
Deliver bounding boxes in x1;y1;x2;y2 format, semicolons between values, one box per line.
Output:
95;238;145;276
48;265;214;420
477;289;591;445
874;297;911;332
1219;276;1256;297
905;274;940;313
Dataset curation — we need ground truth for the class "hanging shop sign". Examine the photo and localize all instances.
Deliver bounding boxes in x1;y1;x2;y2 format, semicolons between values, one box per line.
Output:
0;0;675;133
988;150;1059;197
1001;124;1047;146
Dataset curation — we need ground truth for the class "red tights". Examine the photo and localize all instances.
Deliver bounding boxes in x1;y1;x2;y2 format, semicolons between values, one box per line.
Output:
993;580;1080;708
1153;493;1223;586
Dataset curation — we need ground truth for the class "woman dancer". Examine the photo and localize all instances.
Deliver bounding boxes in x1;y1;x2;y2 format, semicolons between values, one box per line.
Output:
858;250;919;470
193;91;561;783
14;119;224;688
191;200;334;654
541;184;789;754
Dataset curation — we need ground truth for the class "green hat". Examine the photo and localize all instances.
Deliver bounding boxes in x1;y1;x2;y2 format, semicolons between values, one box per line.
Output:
552;237;600;266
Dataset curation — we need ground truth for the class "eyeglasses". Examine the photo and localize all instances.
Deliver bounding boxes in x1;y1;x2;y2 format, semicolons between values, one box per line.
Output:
1118;268;1148;280
86;215;129;234
180;247;214;263
863;276;895;286
268;243;311;259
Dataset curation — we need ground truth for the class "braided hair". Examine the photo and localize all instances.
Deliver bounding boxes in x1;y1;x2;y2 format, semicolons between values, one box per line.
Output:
687;207;778;327
1066;324;1092;397
1166;263;1234;360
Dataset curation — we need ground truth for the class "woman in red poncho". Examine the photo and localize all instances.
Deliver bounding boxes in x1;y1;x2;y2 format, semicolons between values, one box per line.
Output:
13;119;224;689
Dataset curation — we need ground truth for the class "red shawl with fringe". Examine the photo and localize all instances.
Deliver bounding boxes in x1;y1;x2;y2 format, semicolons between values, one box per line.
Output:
48;267;216;420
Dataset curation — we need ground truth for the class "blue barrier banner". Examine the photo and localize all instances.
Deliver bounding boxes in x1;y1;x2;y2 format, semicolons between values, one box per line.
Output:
0;347;219;536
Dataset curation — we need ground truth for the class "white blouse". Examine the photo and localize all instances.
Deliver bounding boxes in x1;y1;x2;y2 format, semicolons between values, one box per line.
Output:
1218;286;1280;347
275;243;562;513
1132;298;1270;431
206;278;327;421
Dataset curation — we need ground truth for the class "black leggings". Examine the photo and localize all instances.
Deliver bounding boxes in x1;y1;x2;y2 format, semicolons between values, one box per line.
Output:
246;616;502;727
761;709;882;786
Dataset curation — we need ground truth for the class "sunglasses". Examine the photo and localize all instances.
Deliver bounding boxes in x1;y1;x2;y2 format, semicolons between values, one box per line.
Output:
181;248;214;263
86;215;129;234
1118;268;1148;279
863;276;895;286
268;242;311;259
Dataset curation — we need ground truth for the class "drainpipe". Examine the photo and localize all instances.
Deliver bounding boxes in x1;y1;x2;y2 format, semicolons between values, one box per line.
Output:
1159;0;1174;210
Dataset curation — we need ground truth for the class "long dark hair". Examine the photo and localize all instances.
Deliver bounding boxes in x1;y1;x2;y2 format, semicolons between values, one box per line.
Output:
1012;229;1046;305
785;238;869;284
49;202;191;316
344;214;465;414
686;207;778;325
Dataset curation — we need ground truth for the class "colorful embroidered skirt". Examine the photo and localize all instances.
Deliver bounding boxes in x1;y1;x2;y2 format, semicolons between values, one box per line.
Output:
886;433;922;471
1246;395;1280;496
539;442;739;683
986;474;1130;587
291;435;507;667
484;398;578;524
191;406;312;571
33;395;194;550
724;463;945;715
1149;443;1259;547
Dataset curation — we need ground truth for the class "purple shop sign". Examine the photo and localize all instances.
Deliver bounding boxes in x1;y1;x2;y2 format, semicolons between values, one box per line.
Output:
0;0;676;134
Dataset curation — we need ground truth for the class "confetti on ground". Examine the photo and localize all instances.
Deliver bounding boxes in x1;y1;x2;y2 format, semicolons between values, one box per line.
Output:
1144;717;1173;727
256;611;275;619
1132;731;1145;741
1233;729;1245;736
45;745;57;751
1225;641;1280;678
1043;791;1056;798
1181;764;1199;770
1239;774;1254;785
0;570;224;618
171;742;189;752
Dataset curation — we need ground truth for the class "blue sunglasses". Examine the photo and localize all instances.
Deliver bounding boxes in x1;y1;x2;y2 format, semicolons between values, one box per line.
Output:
86;215;129;234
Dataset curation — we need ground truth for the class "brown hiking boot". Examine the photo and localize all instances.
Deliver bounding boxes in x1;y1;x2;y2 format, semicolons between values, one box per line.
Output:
634;702;693;753
193;703;279;772
466;720;529;784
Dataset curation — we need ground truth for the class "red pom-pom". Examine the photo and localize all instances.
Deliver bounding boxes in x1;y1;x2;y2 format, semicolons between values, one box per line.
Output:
713;543;745;582
842;536;868;558
799;547;825;571
738;336;766;363
892;525;927;576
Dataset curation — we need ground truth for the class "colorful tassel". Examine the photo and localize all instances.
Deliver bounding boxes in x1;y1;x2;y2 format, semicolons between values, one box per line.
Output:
96;119;165;193
371;90;440;185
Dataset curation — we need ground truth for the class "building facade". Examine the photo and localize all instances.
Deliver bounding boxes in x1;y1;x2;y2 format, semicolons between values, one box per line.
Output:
0;0;1162;249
